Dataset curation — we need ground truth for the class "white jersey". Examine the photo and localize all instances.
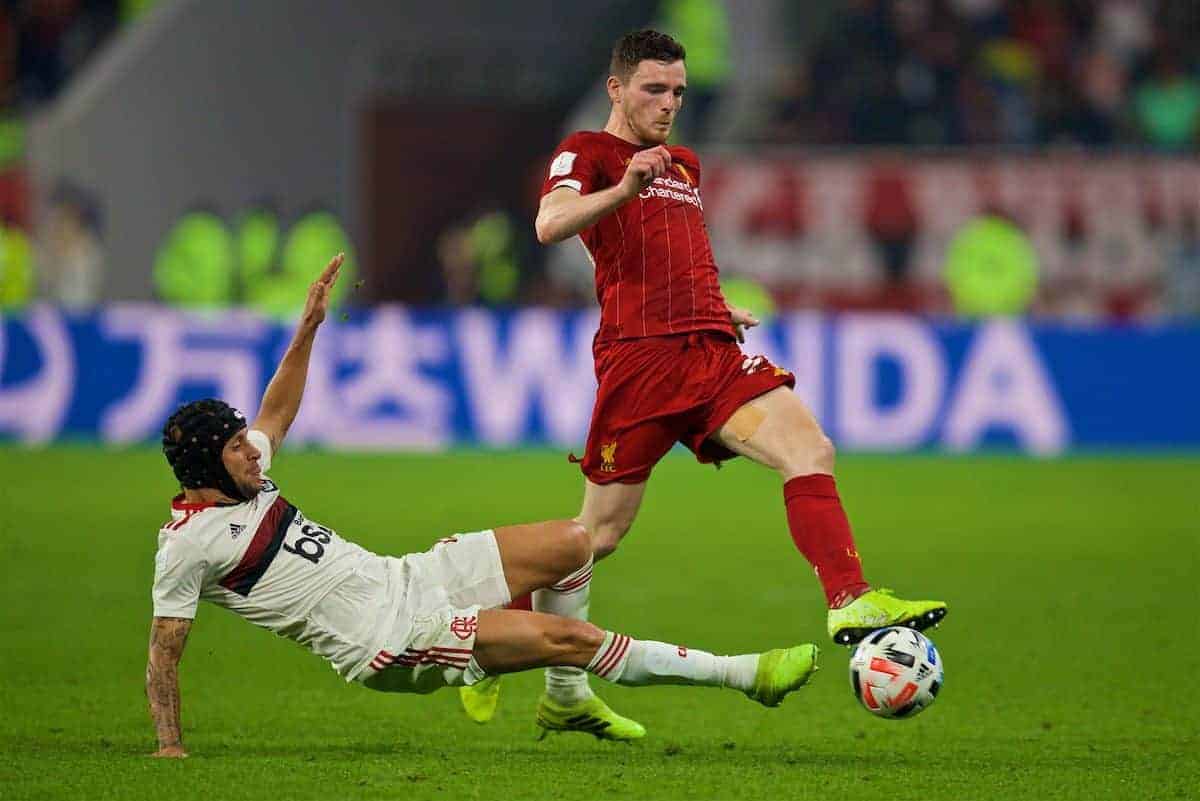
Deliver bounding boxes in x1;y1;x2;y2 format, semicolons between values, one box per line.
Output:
152;430;397;680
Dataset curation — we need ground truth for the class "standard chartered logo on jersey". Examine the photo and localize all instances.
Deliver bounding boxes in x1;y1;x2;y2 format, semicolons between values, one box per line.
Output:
639;175;702;209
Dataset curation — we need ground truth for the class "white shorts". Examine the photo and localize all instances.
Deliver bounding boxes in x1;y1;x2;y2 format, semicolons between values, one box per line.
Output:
358;530;510;694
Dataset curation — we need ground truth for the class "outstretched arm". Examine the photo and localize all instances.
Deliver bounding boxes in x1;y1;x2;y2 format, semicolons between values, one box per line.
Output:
535;147;672;244
146;616;193;757
252;253;344;453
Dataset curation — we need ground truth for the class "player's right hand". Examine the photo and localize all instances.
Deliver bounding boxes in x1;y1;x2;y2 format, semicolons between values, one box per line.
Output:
620;146;671;198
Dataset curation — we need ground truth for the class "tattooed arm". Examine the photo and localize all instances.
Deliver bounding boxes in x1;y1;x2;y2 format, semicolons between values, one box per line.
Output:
146;616;193;757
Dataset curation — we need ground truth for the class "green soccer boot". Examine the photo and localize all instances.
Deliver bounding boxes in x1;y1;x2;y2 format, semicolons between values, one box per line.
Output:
459;675;502;723
827;588;948;646
744;644;820;708
535;693;646;741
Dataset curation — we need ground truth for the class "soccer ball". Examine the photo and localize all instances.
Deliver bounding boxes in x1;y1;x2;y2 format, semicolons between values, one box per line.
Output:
849;627;943;719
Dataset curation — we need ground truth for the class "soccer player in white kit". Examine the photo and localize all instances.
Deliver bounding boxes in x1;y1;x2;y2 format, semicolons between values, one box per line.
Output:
145;254;820;757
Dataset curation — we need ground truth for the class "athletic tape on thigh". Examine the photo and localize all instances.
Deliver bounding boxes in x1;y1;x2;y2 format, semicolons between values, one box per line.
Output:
726;404;766;442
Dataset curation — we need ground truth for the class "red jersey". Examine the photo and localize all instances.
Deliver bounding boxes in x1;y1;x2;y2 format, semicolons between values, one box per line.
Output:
542;130;735;343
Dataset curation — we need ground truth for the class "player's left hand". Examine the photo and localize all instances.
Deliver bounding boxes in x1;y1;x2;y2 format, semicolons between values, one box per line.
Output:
729;306;760;343
300;252;344;328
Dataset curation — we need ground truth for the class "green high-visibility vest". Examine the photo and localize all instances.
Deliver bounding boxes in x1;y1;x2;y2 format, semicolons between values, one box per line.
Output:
247;211;356;318
153;211;236;307
155;209;357;316
0;224;33;309
944;216;1039;317
661;0;730;87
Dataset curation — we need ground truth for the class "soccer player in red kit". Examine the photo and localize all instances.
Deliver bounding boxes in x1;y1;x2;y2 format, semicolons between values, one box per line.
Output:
461;30;947;739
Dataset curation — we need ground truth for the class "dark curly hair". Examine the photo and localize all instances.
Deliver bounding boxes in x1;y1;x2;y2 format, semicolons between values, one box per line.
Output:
610;29;686;83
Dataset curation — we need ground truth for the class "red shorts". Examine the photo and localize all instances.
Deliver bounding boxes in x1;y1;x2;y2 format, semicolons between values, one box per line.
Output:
578;332;796;484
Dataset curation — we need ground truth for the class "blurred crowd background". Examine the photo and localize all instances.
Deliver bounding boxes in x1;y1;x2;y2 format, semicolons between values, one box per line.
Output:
767;0;1200;149
0;0;144;309
1;0;1198;320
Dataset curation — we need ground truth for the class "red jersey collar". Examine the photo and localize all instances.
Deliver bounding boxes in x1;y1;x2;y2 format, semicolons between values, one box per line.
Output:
600;130;656;150
171;493;239;511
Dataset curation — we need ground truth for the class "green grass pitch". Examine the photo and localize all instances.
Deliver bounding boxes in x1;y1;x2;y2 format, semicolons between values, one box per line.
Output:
0;446;1196;800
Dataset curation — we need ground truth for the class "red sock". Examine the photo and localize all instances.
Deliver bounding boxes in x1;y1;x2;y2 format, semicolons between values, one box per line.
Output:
507;593;533;611
783;474;869;608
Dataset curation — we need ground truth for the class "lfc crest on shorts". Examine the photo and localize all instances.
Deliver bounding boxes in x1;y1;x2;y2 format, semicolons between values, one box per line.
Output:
450;615;478;640
600;441;618;472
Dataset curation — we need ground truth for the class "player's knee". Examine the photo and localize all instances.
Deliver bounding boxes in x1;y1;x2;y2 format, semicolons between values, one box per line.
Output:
590;519;630;560
779;426;836;478
812;433;836;472
542;520;590;579
592;536;617;560
560;521;591;570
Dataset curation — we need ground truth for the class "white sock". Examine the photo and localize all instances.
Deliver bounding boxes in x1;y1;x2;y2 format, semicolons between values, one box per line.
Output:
586;631;760;692
533;556;593;704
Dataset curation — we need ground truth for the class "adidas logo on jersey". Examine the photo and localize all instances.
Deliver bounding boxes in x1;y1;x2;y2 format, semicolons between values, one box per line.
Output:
229;523;246;539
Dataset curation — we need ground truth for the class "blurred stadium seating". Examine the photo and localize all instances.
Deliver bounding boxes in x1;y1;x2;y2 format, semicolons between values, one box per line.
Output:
0;1;1197;453
0;1;1196;319
767;0;1200;150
